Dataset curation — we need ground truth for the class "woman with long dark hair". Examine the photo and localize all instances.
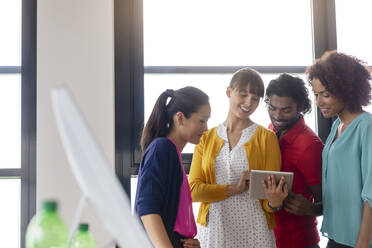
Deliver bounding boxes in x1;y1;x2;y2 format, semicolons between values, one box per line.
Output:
135;86;210;248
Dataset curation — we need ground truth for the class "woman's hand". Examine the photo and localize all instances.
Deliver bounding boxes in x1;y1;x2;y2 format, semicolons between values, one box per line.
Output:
181;238;200;248
262;175;288;208
227;170;250;196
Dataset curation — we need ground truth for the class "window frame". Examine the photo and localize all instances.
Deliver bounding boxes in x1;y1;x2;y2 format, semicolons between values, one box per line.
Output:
114;0;338;196
0;0;37;247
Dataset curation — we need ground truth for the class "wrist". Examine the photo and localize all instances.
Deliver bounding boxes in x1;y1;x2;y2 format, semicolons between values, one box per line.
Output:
227;184;238;196
267;201;283;212
311;201;323;216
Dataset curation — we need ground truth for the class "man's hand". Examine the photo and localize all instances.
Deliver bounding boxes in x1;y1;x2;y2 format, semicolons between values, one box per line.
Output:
284;192;314;215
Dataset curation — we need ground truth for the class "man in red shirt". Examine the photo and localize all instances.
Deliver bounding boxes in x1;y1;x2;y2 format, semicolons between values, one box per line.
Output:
265;74;323;248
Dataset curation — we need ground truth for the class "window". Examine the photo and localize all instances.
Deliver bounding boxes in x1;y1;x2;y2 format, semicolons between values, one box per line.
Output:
0;0;21;67
335;0;372;113
144;0;313;66
335;0;372;64
143;0;314;156
0;0;36;247
0;75;21;169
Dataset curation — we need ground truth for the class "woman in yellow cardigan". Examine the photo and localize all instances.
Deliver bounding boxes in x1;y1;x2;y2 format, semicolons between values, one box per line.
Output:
189;68;287;248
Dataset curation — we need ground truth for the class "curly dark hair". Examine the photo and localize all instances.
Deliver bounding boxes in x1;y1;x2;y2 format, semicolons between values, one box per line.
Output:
306;50;372;112
264;73;312;114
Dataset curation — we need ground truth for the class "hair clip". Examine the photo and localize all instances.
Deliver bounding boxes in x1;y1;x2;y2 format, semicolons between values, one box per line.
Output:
165;89;174;98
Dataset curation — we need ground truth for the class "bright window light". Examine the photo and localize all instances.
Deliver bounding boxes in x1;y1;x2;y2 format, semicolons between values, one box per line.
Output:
144;0;313;66
0;179;20;248
0;74;21;168
0;0;21;66
335;0;372;65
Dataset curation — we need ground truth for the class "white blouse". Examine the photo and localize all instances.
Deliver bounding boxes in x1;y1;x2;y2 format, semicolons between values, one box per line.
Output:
196;123;276;248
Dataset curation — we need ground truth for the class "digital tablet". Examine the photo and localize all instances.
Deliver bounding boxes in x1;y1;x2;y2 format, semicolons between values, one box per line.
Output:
249;170;293;199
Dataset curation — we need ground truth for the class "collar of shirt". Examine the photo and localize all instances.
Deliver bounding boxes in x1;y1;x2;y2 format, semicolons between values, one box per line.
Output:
269;116;306;144
217;123;257;142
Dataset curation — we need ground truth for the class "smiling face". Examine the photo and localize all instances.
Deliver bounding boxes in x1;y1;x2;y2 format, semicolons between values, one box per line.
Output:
227;84;260;120
178;103;211;144
311;78;345;118
267;94;300;132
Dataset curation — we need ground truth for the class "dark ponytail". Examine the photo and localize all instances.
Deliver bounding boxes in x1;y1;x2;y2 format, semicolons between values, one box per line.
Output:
140;86;209;152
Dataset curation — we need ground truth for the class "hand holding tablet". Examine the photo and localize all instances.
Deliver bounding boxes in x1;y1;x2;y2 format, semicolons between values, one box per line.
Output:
249;170;293;200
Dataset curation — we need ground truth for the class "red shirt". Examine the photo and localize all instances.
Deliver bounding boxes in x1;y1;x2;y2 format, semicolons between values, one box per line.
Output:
269;117;323;248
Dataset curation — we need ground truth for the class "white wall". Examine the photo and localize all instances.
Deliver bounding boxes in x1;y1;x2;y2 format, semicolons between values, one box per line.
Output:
37;0;115;246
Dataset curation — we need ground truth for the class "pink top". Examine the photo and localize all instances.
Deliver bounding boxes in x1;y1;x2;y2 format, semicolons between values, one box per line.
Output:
167;138;197;238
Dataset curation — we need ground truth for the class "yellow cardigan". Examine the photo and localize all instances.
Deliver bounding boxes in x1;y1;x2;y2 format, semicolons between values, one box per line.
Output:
189;125;282;230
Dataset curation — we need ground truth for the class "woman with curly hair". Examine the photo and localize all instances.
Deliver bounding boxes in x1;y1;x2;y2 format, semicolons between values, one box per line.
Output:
306;51;372;248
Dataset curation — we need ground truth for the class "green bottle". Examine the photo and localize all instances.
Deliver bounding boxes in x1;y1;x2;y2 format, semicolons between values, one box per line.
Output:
26;200;69;248
70;223;97;248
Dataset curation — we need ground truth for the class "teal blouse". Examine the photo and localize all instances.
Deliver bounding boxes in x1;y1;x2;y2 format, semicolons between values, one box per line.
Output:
321;112;372;247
